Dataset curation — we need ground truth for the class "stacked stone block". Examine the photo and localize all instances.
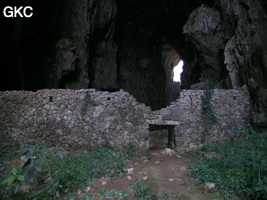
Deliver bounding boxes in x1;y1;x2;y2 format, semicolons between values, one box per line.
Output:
0;89;251;150
147;89;251;148
0;89;150;149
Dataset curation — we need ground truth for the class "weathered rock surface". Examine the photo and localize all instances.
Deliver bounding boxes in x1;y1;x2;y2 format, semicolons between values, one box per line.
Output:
183;5;225;88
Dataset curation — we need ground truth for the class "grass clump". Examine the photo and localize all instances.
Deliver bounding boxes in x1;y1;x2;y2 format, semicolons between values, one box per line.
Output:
189;124;267;200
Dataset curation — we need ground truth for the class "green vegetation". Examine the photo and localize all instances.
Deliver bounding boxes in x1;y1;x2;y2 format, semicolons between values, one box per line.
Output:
98;189;128;200
129;179;160;200
1;167;25;194
130;179;153;199
160;191;169;200
81;91;92;115
201;83;217;122
189;124;267;200
0;142;136;200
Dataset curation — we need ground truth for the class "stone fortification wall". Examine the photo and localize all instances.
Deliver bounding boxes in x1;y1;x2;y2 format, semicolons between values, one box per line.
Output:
146;89;251;148
0;89;251;150
0;89;150;149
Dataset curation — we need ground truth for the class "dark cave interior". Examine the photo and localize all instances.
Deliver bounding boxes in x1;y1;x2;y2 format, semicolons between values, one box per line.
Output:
1;0;267;122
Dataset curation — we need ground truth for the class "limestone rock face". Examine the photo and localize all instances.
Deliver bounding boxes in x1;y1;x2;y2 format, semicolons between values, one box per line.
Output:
183;5;225;88
58;0;118;90
183;0;267;131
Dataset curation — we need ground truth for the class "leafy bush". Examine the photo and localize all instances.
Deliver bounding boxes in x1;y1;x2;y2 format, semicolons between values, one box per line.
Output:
130;179;150;199
189;124;267;200
129;179;158;200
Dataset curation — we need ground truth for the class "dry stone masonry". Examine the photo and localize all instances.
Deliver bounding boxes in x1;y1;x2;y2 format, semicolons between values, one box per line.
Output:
147;90;251;148
0;89;150;150
0;89;251;150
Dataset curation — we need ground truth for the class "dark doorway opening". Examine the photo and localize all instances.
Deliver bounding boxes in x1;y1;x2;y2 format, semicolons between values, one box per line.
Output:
149;125;177;150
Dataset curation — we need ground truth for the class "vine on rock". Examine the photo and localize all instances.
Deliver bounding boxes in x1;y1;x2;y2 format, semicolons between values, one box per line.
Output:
201;83;217;123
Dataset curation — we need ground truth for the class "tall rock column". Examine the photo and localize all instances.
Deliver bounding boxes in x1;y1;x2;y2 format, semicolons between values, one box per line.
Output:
221;0;267;131
183;0;267;131
54;0;118;90
183;5;225;89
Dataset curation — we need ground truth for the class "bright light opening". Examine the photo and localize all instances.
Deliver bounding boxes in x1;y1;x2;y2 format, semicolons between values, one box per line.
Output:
173;60;184;82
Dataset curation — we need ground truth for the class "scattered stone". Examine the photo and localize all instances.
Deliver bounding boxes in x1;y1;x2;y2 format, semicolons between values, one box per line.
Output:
20;184;31;193
189;144;198;149
169;178;174;182
204;152;216;158
155;161;161;165
56;129;63;135
20;156;26;161
101;181;107;186
127;168;134;174
142;176;149;181
180;166;187;171
205;183;215;190
162;148;175;155
176;155;181;158
143;159;148;163
127;176;132;181
84;186;92;192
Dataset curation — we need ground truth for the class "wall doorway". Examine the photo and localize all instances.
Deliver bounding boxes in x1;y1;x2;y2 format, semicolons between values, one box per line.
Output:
149;125;177;150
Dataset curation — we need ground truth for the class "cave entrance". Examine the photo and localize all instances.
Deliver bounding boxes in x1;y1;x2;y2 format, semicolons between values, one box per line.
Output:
173;60;184;83
149;125;176;150
161;44;182;104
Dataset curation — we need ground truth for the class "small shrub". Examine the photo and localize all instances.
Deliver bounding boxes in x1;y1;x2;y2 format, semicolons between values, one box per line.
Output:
160;190;169;199
130;179;150;199
123;143;138;160
1;167;25;194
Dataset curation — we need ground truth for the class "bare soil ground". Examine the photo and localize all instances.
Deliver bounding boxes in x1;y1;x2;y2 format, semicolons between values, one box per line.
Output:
89;149;216;200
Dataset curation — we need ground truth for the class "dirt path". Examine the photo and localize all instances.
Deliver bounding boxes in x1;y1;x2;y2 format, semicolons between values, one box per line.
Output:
90;149;215;200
